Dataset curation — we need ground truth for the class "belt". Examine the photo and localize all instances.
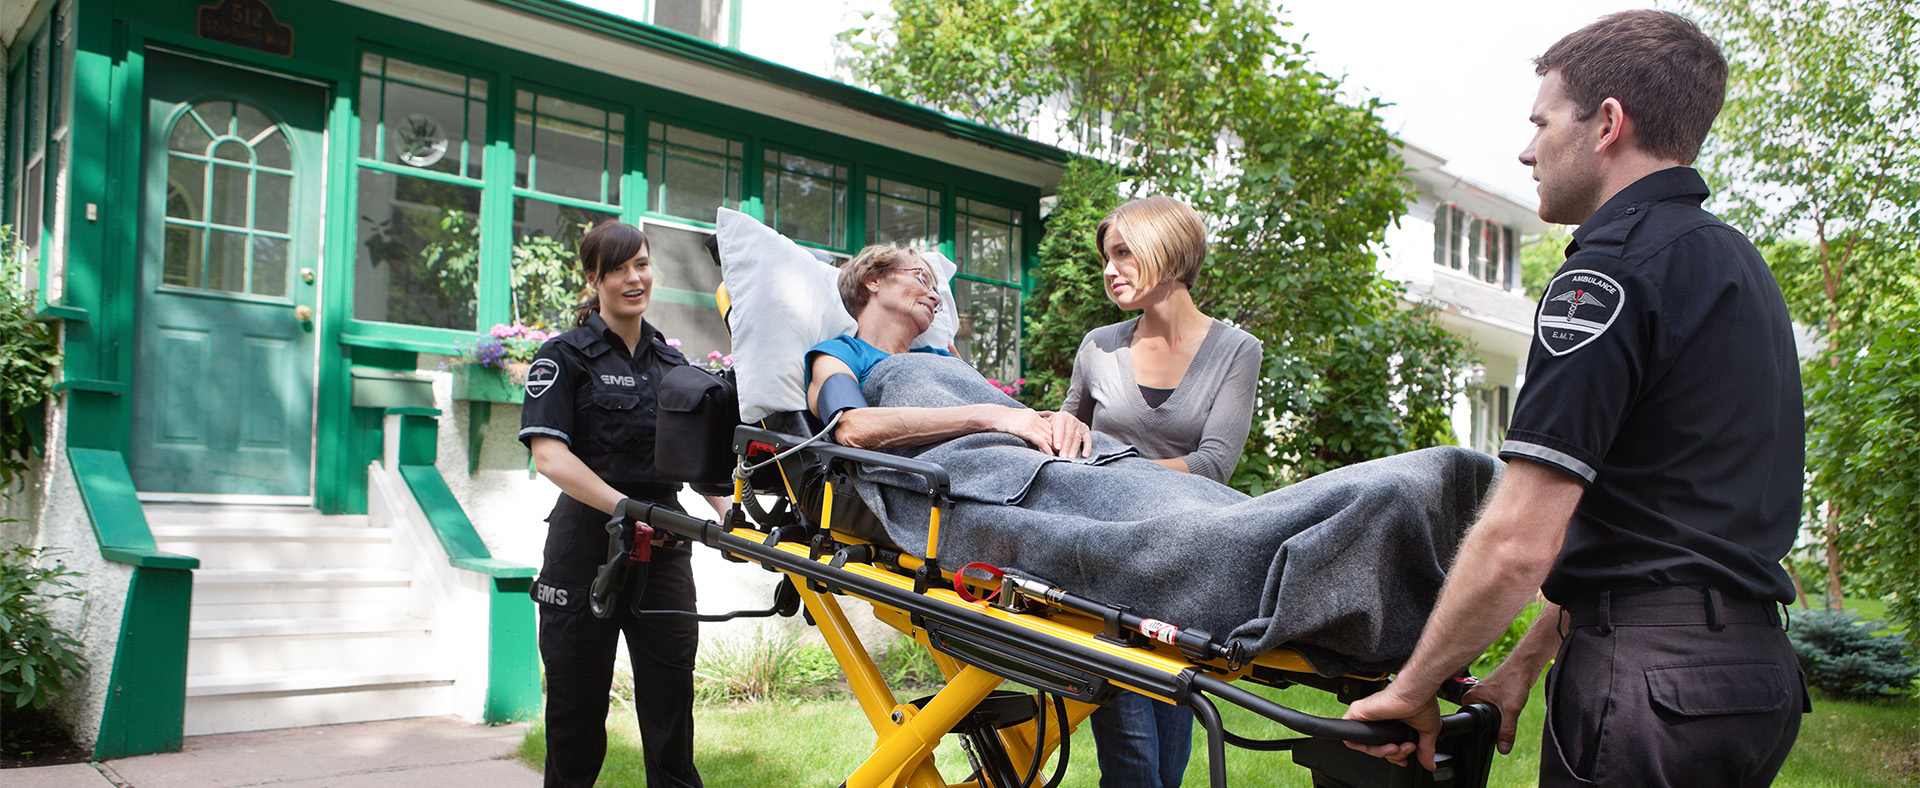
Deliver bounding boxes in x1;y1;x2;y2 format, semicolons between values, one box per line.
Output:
1561;586;1783;632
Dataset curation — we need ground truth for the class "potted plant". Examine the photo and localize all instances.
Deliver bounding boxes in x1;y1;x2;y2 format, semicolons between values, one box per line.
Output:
452;324;553;404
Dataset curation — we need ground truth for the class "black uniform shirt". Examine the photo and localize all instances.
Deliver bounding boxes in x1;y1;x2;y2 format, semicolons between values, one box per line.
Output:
518;313;690;492
1500;167;1803;603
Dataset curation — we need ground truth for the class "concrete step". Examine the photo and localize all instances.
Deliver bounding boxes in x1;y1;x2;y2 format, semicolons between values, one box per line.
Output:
182;671;458;736
188;616;435;676
144;503;371;530
154;525;398;570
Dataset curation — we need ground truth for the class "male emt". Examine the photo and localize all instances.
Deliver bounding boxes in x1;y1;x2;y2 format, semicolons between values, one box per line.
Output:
1344;10;1808;786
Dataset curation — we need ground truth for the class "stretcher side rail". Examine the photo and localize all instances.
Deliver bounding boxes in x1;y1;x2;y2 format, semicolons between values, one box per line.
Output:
612;497;1500;782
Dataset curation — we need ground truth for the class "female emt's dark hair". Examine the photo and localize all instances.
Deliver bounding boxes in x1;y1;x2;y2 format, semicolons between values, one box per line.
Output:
573;221;650;327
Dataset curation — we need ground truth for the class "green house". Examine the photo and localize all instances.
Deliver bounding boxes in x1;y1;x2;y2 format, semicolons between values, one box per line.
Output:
1;0;1064;756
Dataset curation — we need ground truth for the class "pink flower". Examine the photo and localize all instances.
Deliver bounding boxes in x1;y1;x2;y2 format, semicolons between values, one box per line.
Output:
986;378;1001;387
721;354;734;366
708;351;723;360
665;338;682;348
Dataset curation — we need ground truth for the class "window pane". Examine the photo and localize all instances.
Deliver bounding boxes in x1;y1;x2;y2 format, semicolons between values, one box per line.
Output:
171;111;213;154
353;169;483;329
1432;205;1449;267
958;212;1019;283
866;176;941;248
256;172;291;234
953;278;1021;383
653;0;724;43
255;127;290;170
195;101;234;139
209;163;250;227
384;81;465;175
644;223;726;314
511;198;612;329
251;236;289;297
763;150;847;248
208;228;248;292
359;74;381;160
167;158;205;220
518;91;624;204
367;56;486;179
236;103;273;147
164;224;200;287
647;122;742;222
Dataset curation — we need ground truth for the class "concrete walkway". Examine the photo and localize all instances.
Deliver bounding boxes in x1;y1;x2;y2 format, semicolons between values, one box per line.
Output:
4;717;539;788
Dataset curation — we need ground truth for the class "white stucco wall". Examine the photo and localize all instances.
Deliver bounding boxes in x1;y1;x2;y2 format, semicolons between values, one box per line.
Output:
24;393;134;749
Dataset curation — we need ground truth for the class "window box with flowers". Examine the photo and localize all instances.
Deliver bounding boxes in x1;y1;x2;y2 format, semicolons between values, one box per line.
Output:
451;324;554;405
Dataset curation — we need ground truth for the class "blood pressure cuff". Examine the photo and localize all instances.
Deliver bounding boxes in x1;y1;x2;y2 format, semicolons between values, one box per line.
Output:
816;372;867;425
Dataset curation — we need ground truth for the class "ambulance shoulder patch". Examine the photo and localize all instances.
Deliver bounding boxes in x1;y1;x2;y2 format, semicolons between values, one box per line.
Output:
1536;269;1625;356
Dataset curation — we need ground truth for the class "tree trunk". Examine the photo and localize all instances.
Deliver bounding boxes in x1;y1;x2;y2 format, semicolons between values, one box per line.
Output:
1824;500;1844;610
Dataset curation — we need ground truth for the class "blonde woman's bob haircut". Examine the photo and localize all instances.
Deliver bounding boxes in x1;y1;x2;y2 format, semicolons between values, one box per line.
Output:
1095;196;1207;290
838;242;925;318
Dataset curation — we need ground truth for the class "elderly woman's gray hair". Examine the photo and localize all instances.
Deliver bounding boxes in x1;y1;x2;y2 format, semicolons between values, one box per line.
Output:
838;243;925;318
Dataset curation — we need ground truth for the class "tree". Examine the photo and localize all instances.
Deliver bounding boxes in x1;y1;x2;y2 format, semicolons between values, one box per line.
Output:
1691;0;1920;621
844;0;1470;489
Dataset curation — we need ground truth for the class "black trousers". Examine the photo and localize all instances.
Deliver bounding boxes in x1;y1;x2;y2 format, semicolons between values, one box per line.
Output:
540;545;702;788
1541;587;1808;787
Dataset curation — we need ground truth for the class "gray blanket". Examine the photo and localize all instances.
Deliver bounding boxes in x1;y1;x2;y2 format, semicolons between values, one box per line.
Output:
852;353;1500;675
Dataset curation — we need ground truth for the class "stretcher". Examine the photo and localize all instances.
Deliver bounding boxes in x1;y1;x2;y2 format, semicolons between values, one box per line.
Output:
604;415;1502;788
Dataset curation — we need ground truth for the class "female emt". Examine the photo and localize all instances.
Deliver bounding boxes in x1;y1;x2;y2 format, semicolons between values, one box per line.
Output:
518;221;725;788
1060;196;1263;788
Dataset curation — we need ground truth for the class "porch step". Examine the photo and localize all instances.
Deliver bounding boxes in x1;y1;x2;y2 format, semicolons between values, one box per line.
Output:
144;503;370;530
148;499;462;735
186;668;454;697
153;525;398;570
189;615;429;639
182;670;458;737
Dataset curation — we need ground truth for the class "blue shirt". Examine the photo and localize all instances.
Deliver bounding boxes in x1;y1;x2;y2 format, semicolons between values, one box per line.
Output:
804;335;954;387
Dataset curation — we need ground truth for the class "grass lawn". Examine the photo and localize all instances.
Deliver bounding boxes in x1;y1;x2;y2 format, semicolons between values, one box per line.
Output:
519;677;1918;787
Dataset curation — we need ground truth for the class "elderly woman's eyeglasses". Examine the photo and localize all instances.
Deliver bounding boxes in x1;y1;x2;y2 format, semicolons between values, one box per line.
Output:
890;267;939;293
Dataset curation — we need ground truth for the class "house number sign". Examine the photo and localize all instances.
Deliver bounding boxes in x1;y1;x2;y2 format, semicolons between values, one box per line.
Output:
197;0;294;57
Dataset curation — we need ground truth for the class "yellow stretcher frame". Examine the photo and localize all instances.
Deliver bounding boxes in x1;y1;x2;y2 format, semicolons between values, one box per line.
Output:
617;424;1501;788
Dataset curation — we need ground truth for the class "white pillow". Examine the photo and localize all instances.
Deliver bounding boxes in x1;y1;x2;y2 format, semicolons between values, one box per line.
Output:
715;208;959;422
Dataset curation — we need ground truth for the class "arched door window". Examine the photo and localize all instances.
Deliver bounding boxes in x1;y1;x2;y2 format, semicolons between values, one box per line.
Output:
162;99;295;298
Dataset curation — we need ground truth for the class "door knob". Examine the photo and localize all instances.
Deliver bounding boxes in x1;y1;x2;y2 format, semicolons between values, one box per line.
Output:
295;305;314;322
301;267;316;284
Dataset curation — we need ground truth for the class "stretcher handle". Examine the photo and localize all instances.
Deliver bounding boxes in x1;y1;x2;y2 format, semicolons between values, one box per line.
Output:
733;425;952;501
1190;673;1488;745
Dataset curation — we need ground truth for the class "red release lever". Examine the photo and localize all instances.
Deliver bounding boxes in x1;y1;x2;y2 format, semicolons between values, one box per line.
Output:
629;523;654;563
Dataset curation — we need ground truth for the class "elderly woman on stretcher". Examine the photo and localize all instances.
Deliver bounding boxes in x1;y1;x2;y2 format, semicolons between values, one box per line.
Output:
803;244;1500;678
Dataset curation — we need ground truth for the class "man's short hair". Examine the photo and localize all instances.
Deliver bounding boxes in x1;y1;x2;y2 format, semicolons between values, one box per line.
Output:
838;243;923;318
1096;196;1208;290
1536;9;1728;164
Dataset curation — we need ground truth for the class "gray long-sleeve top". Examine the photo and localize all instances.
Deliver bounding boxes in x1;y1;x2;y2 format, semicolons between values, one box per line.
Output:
1060;318;1263;483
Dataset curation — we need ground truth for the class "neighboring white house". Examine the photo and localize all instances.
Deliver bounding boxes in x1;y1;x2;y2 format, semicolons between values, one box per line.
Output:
1380;142;1552;455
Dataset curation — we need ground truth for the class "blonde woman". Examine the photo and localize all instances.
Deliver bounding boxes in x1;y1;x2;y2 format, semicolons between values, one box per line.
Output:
1061;196;1262;788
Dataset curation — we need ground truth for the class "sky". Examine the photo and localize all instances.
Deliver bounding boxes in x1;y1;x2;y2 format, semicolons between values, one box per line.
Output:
578;0;1653;202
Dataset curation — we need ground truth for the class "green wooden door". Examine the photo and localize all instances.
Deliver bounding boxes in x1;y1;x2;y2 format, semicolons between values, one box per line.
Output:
129;51;327;496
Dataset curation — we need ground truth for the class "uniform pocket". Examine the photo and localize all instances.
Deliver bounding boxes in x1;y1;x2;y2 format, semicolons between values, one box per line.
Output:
1645;661;1792;716
585;390;645;454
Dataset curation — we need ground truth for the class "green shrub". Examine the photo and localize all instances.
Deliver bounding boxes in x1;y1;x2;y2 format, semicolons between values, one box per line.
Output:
0;545;88;710
693;624;840;704
877;635;944;690
1473;599;1544;674
0;226;62;489
1788;607;1918;699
